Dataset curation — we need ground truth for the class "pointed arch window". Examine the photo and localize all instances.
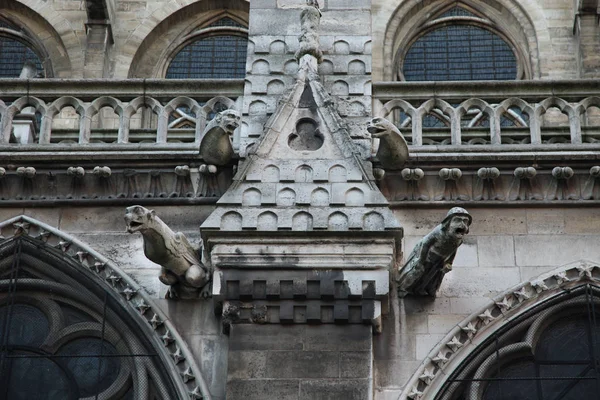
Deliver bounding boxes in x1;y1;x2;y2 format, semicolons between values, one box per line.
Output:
399;6;520;82
165;16;248;79
0;17;44;78
437;285;600;399
0;235;179;399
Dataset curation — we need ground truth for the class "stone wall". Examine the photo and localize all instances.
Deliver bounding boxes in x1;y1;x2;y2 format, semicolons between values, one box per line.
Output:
373;206;600;399
227;324;373;400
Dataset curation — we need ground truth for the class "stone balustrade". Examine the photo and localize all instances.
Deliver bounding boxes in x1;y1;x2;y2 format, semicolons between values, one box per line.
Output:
373;79;600;146
0;79;244;145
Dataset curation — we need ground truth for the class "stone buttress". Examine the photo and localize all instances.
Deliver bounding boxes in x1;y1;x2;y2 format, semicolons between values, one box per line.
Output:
200;1;401;398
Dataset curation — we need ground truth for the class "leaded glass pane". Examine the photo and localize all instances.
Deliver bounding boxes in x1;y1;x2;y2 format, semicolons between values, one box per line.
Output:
439;7;476;18
0;304;49;346
166;35;247;79
0;36;42;78
207;17;245;28
403;25;517;81
3;351;76;400
483;360;539;400
57;338;120;397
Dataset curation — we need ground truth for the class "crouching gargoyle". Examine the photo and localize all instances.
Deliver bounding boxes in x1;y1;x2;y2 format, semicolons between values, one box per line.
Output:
397;207;472;297
125;205;211;299
367;117;409;170
199;109;241;168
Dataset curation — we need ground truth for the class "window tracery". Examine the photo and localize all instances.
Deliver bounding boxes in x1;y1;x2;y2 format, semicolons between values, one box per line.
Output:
0;236;178;399
437;285;600;400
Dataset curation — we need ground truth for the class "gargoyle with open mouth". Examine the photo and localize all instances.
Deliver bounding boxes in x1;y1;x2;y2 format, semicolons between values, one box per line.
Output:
397;207;472;297
125;205;211;299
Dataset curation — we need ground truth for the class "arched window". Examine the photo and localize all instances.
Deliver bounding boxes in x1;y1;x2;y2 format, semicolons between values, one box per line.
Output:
166;17;248;79
0;231;180;398
0;17;44;78
399;6;520;82
437;285;600;399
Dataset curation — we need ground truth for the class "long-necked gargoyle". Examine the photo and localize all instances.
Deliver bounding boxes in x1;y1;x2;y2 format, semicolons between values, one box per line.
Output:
367;117;409;170
125;205;211;299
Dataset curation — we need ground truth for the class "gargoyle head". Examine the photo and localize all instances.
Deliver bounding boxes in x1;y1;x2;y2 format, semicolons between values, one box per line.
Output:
367;117;399;138
441;207;472;240
124;205;155;233
214;109;241;135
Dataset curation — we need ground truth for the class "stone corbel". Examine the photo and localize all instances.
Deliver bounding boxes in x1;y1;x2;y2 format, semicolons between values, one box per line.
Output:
474;167;503;201
15;167;37;200
66;166;86;199
582;166;600;200
508;167;543;201
435;168;469;201
546;166;579;200
398;168;428;201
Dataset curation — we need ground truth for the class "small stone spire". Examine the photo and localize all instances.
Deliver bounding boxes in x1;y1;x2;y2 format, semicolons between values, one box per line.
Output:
295;0;324;64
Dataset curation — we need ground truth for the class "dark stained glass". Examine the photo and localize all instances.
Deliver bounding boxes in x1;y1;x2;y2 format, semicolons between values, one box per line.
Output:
0;304;49;347
403;25;517;81
166;35;247;79
439;7;477;18
57;339;120;397
0;36;43;77
207;17;245;28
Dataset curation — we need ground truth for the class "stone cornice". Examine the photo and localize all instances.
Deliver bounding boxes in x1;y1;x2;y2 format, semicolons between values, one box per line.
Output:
0;78;245;100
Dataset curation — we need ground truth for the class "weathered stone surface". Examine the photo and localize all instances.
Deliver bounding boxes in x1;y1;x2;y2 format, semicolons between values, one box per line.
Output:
477;235;515;267
227;380;299;400
439;267;521;297
266;351;339;378
514;236;600;266
340;351;371;378
304;324;372;351
227;351;267;380
299;379;371;400
229;325;305;351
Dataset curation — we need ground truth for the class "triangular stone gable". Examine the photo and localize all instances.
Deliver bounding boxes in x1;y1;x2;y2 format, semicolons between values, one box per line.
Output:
201;64;400;233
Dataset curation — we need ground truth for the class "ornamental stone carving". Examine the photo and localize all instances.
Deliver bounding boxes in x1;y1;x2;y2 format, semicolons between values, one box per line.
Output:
125;205;211;299
367;117;409;169
295;0;323;63
198;109;241;167
397;207;472;297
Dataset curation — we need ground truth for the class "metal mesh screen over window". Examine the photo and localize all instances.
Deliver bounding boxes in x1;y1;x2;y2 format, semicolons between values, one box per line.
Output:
0;238;178;399
437;285;600;400
0;36;42;78
439;7;476;18
166;35;247;79
207;17;245;28
403;25;517;81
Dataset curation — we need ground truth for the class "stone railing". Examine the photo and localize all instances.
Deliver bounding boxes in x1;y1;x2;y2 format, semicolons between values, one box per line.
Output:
0;79;244;145
373;80;600;146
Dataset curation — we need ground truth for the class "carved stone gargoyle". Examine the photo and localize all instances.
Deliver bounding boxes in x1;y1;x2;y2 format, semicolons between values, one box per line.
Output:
125;205;211;299
367;117;409;170
397;207;472;297
198;109;241;168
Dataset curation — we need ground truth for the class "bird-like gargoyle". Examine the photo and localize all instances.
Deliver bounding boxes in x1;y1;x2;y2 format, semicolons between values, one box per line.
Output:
199;109;241;167
397;207;472;297
125;205;211;299
367;117;409;169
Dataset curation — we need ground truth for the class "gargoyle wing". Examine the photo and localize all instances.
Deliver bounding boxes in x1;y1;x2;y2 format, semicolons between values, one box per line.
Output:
167;232;202;266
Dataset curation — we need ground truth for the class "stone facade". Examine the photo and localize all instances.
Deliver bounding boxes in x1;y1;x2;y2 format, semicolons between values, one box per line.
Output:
1;0;600;400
